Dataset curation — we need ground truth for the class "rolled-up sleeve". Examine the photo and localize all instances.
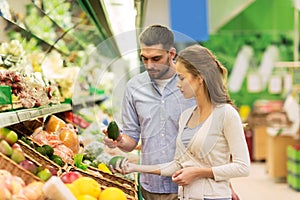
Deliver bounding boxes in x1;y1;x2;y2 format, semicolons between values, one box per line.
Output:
160;160;182;176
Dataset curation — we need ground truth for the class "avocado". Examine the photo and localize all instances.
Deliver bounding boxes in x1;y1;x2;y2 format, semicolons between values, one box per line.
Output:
36;146;47;157
107;121;119;140
42;144;54;157
108;155;125;169
51;154;64;167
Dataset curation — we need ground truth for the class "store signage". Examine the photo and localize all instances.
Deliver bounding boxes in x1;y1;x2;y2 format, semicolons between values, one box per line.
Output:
169;0;209;42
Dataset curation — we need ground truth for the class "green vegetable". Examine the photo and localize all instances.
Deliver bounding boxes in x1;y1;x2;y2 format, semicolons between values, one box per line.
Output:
83;141;104;161
108;156;125;169
42;144;54;157
20;136;35;148
107;121;119;140
51;154;64;167
74;154;88;170
36;146;47;157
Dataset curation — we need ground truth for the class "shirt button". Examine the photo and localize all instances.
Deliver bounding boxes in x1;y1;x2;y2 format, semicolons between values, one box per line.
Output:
162;134;165;137
161;100;165;103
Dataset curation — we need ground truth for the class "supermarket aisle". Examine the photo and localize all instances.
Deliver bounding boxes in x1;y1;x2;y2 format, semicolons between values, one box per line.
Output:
231;162;300;200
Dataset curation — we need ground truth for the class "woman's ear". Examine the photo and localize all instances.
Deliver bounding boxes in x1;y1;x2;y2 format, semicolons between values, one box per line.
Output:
198;76;204;84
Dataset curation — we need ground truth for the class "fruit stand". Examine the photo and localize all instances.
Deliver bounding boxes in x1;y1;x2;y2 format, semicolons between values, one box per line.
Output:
0;0;139;199
0;108;138;199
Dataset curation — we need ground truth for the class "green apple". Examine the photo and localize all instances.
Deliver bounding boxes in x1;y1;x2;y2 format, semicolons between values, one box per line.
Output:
37;168;52;181
10;148;25;164
0;127;11;140
0;140;12;156
5;130;18;145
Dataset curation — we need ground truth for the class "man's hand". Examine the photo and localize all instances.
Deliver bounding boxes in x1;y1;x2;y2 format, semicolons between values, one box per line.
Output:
103;131;138;152
103;129;123;149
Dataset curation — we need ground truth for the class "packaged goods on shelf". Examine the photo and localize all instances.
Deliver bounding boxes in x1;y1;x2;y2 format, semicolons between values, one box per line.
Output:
287;144;300;191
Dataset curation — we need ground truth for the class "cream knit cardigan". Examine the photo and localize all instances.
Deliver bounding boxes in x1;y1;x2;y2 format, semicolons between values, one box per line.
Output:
160;104;250;200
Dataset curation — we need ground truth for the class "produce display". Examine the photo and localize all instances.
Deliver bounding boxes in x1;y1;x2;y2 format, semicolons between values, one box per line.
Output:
0;116;138;199
30;117;80;165
0;1;138;199
0;169;44;200
0;69;61;109
0;40;25;68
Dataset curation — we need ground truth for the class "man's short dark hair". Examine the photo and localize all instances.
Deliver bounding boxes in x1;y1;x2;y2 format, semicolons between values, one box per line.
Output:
139;24;174;51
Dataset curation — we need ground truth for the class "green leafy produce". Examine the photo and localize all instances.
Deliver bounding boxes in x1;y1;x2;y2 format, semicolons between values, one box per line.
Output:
74;154;88;170
83;141;104;161
107;121;119;140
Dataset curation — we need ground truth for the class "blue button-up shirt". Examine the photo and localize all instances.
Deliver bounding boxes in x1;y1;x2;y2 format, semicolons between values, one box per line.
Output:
122;71;195;194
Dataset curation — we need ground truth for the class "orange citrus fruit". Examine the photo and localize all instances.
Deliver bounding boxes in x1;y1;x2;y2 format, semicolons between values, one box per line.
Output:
72;177;101;198
65;183;80;197
98;187;126;200
77;194;98;200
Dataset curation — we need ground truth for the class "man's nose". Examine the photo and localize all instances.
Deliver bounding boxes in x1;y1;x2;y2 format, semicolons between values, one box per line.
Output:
145;61;155;68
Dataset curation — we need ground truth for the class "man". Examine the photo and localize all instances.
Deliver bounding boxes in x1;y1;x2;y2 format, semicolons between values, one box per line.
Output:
104;24;240;200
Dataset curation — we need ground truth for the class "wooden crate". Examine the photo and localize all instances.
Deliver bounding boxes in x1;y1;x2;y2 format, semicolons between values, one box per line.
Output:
0;151;41;185
17;139;66;174
87;165;137;190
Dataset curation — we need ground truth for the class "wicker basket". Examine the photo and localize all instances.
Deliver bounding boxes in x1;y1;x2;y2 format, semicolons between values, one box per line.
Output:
0;152;41;185
17;139;66;175
67;166;138;200
87;165;137;190
9;118;43;136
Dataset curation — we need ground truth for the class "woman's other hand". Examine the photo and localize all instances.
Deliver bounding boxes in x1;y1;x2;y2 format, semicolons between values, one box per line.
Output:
172;167;199;186
110;158;133;174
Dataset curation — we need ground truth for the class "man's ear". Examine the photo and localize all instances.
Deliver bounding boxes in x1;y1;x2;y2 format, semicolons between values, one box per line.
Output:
169;47;176;60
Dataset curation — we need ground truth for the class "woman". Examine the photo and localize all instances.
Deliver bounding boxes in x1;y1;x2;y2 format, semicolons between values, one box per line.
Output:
115;44;250;200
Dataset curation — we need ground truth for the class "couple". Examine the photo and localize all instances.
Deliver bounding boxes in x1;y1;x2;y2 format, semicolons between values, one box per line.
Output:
104;24;250;200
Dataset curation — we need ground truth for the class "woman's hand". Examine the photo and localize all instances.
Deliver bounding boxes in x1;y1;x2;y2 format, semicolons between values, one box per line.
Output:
172;167;200;186
110;158;134;175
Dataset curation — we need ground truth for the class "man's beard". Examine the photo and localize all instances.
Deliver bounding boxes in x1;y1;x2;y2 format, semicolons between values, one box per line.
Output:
148;57;171;80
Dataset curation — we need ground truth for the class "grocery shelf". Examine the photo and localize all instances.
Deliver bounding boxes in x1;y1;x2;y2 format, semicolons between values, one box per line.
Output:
0;112;20;128
72;95;108;110
0;103;72;128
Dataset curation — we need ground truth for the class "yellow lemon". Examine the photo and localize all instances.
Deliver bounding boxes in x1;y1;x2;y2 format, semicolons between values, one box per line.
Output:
98;187;126;200
72;177;101;198
65;183;80;198
98;163;112;174
77;194;98;200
